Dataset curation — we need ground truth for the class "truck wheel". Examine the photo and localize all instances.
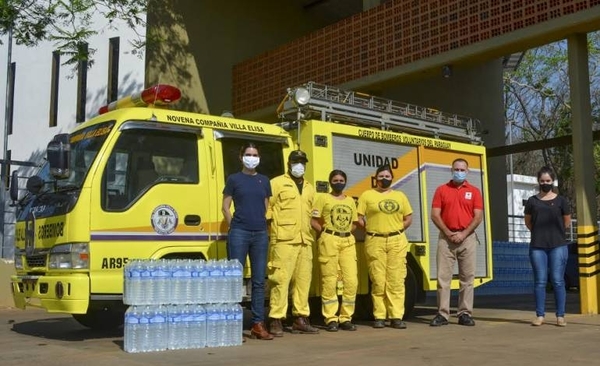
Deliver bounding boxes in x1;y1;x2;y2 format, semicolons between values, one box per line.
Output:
354;265;418;320
404;266;417;318
72;307;124;331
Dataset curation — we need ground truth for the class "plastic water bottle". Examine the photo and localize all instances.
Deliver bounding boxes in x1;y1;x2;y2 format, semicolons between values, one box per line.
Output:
189;260;200;302
181;304;195;349
197;261;209;304
219;260;231;303
124;260;142;305
207;260;220;303
149;305;168;352
168;305;184;350
190;304;207;349
229;259;243;303
171;260;186;304
124;305;141;353
140;262;153;305
217;304;228;347
139;305;152;352
206;304;220;348
152;260;171;305
231;303;243;346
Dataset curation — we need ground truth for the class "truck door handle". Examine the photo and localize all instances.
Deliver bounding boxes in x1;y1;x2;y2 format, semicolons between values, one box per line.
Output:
184;215;201;226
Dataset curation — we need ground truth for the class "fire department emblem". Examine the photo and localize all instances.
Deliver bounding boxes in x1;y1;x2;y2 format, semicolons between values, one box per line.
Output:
378;199;399;214
151;205;178;235
330;204;353;231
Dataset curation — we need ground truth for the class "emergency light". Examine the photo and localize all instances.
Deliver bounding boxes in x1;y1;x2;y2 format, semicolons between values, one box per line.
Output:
98;84;182;114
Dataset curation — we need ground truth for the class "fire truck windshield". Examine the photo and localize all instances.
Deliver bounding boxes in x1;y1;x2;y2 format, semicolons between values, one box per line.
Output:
58;121;115;189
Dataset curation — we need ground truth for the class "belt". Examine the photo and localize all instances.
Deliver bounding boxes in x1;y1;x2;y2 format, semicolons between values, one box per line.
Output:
367;229;404;237
323;229;352;238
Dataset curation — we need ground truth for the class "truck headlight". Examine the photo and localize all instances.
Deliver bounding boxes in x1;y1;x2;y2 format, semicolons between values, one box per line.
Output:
48;243;89;269
14;253;23;270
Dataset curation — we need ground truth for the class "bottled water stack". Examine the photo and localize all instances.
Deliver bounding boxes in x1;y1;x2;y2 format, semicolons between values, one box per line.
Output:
123;258;244;353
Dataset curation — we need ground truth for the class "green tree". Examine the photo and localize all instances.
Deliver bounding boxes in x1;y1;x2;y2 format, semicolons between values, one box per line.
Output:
0;0;147;66
504;32;600;216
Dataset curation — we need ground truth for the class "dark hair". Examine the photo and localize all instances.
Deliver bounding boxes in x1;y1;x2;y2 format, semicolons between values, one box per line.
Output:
452;158;469;167
375;164;394;179
329;169;347;182
239;142;259;157
537;166;556;181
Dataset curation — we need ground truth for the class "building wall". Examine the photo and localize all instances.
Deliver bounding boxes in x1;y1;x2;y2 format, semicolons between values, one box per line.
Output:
233;0;600;116
0;16;146;258
145;0;356;115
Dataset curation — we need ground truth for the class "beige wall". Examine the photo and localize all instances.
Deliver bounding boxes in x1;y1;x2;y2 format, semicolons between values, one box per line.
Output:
146;0;339;115
0;260;15;308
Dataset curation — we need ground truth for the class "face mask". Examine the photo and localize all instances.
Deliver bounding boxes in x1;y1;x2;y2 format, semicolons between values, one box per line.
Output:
540;183;553;193
290;163;305;178
378;178;392;189
242;156;260;169
452;171;467;183
331;183;346;193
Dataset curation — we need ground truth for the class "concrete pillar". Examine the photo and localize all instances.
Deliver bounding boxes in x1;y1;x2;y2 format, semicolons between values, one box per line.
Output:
568;33;599;314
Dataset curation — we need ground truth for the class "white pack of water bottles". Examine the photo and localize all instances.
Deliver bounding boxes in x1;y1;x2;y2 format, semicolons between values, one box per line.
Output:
123;259;244;353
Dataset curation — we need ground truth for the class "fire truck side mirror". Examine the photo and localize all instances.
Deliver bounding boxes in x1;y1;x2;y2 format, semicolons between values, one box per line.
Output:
47;133;71;179
9;170;19;201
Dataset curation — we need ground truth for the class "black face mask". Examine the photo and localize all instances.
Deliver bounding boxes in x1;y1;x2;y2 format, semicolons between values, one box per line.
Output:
378;178;392;189
540;183;553;193
331;183;346;193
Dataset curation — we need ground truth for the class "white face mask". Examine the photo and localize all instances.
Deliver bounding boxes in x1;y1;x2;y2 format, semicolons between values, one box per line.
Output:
290;163;305;178
242;156;260;169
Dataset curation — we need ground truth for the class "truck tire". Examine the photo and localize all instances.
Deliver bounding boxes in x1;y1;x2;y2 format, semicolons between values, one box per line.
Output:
354;265;418;320
72;307;124;331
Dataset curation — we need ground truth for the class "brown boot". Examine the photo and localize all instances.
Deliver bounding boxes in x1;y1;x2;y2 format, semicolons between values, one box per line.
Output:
269;318;284;337
292;317;319;334
251;322;274;340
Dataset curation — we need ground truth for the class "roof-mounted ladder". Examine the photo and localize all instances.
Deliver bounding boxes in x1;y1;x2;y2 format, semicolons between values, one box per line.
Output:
277;82;482;144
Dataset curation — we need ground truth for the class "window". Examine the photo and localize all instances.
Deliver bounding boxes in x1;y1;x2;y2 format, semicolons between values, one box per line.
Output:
220;138;285;182
102;126;198;210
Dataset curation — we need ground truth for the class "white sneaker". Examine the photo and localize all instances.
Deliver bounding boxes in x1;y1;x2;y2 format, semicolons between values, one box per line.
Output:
531;316;544;326
557;317;567;327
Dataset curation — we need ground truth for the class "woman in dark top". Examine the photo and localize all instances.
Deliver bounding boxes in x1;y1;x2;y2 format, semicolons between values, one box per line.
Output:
222;142;273;340
524;166;571;327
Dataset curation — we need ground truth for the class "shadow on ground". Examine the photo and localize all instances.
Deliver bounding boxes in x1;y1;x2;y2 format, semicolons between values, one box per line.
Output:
10;316;122;341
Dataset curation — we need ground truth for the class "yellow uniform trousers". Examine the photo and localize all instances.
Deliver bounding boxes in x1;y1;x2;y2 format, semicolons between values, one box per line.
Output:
364;234;408;320
318;232;358;324
268;242;313;319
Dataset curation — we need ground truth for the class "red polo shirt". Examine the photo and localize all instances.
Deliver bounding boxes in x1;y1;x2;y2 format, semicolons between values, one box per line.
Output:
431;180;483;231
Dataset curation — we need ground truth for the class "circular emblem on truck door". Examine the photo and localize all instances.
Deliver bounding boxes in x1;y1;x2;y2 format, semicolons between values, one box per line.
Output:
151;205;178;235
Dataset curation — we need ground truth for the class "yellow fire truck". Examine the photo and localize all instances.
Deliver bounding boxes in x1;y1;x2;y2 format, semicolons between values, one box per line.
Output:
10;83;492;329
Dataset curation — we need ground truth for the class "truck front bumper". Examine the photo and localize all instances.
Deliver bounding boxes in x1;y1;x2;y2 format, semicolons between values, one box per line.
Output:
11;274;90;314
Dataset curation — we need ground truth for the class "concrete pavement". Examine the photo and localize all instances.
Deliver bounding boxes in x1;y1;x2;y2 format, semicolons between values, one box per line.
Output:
1;293;599;366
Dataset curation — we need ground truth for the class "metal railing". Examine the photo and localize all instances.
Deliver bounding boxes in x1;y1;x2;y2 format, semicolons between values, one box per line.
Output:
508;214;591;243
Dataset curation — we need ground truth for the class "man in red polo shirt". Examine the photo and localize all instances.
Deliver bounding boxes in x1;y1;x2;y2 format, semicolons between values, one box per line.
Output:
430;158;483;327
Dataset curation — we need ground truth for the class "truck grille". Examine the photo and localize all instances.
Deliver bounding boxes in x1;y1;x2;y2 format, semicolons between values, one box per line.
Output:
26;255;47;268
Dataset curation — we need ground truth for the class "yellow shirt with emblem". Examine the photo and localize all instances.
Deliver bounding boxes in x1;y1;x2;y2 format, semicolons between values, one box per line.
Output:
312;194;358;233
267;173;315;245
357;189;413;233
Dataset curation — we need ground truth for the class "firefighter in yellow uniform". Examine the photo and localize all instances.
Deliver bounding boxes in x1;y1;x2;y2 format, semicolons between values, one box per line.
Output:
267;150;319;336
357;164;413;329
311;170;359;332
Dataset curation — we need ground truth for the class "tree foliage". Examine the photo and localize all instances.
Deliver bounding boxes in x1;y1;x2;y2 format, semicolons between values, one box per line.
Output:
0;0;147;66
504;31;600;217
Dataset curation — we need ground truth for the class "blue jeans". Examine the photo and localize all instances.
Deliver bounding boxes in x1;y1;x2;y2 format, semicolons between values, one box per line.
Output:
529;245;568;317
227;228;268;324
